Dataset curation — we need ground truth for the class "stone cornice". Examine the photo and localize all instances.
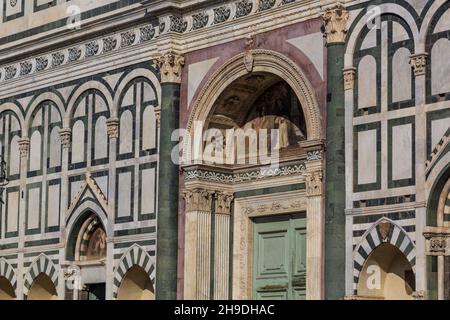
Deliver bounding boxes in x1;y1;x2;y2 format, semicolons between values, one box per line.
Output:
184;162;306;185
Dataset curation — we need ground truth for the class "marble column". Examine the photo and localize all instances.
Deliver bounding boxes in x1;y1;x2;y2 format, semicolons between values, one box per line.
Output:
106;118;119;300
305;151;324;300
183;188;213;299
410;52;428;294
155;51;185;300
17;137;30;300
322;3;348;300
59;128;71;300
213;192;233;300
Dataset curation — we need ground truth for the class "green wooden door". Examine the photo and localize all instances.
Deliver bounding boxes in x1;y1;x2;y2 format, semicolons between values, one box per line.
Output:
253;214;306;300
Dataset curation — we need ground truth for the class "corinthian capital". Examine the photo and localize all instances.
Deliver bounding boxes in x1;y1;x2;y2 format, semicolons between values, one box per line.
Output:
322;3;349;45
59;128;72;149
183;188;213;212
409;53;428;76
106;117;119;140
157;52;185;84
18;138;30;158
215;192;234;215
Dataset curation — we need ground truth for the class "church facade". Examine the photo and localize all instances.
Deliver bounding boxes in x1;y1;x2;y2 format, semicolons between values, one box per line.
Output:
0;0;448;300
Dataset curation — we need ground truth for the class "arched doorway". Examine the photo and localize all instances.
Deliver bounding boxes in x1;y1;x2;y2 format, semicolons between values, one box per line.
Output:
357;243;415;300
182;50;324;300
66;209;107;300
116;266;154;300
27;273;58;300
424;165;450;300
0;277;15;300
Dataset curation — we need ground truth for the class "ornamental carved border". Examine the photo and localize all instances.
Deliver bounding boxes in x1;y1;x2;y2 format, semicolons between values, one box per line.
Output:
0;0;304;84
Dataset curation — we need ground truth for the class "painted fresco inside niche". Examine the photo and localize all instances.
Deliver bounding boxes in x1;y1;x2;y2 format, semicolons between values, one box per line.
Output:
86;227;107;260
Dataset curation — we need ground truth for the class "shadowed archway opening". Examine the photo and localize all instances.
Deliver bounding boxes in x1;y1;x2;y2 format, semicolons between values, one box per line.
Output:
116;265;154;300
0;276;15;300
27;273;57;300
357;243;415;300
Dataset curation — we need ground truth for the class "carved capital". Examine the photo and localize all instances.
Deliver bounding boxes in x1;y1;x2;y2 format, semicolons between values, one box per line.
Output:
183;188;213;212
106;117;119;140
18;138;30;158
157;52;185;84
322;3;349;45
343;67;356;90
423;227;450;255
215;192;234;215
409;53;428;76
305;170;323;197
59;128;72;149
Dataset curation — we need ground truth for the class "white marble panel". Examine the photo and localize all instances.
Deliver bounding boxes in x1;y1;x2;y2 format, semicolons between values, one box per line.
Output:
6;191;19;233
94;116;107;159
119;110;133;154
29;130;42;171
358;129;377;184
431;117;450;149
72;120;85;163
27;187;40;230
142;106;156;150
141;167;155;214
431;39;450;95
117;171;132;218
358;55;377;109
47;183;60;227
392;47;412;103
392;123;412;180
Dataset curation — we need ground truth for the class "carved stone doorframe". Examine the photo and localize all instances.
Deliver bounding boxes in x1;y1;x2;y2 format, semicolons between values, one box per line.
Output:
182;148;325;300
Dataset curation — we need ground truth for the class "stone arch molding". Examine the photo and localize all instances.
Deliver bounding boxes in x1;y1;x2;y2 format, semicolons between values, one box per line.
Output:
0;258;17;291
353;218;416;290
0;102;25;130
24;91;65;136
185;49;323;142
112;244;156;299
23;254;59;298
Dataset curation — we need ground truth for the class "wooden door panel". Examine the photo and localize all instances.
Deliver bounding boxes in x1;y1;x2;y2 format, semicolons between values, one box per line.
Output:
253;214;307;300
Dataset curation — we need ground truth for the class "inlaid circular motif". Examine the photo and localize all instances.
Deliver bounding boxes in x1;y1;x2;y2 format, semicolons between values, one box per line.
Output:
10;0;17;7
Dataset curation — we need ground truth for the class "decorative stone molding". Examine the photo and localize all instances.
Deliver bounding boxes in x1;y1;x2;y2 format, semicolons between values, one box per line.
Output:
243;35;256;73
409;53;428;76
322;3;349;45
425;128;450;174
343;67;356;90
18;138;30;158
242;198;306;216
59;128;72;149
184;163;306;184
305;170;323;197
0;0;304;84
68;171;109;215
0;22;156;83
307;150;323;161
423;226;450;255
106;117;119;139
215;192;234;215
157;52;185;84
183;188;213;212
